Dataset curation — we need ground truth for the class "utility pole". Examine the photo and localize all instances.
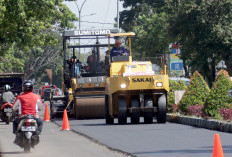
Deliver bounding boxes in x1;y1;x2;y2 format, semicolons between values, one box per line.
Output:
117;0;119;31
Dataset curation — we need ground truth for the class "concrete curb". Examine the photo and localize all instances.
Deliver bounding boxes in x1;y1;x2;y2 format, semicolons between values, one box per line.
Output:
167;114;232;133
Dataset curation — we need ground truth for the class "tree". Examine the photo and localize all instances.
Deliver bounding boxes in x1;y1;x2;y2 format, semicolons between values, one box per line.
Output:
120;0;232;85
203;70;232;118
0;44;24;73
33;55;63;88
119;1;173;62
178;71;210;114
0;0;77;54
23;31;63;79
0;0;78;82
168;0;232;86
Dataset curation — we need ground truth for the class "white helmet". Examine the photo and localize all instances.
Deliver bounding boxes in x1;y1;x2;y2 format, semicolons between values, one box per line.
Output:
4;84;11;92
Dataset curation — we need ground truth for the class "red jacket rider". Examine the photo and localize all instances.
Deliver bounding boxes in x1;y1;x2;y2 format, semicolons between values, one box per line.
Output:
13;91;43;117
13;80;43;134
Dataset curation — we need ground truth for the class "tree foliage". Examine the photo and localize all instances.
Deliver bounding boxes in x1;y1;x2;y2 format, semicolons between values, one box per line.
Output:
119;1;173;60
120;0;232;85
178;71;210;113
0;0;78;84
0;0;77;54
22;31;62;79
168;0;232;85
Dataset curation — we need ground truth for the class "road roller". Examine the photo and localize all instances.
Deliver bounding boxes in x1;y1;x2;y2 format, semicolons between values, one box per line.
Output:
50;29;118;119
105;32;169;124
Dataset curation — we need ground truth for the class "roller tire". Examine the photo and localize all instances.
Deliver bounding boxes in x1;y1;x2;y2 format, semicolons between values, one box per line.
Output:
144;96;153;124
157;94;167;123
130;97;140;124
105;95;114;124
74;100;78;119
118;97;127;124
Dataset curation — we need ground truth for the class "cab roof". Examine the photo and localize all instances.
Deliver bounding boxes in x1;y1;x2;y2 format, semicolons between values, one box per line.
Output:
108;32;135;37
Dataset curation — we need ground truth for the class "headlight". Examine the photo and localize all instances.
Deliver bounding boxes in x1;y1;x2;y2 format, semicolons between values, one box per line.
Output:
95;84;100;87
120;83;126;88
156;82;163;87
79;84;82;88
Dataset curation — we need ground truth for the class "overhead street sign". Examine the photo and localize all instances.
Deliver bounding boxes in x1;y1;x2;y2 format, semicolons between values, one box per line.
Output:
171;62;183;71
171;48;181;55
171;54;180;59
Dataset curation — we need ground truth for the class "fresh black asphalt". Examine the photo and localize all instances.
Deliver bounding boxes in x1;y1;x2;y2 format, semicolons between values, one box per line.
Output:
55;118;232;157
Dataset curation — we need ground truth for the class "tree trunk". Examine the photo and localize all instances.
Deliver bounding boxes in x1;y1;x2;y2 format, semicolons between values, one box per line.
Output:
183;59;189;78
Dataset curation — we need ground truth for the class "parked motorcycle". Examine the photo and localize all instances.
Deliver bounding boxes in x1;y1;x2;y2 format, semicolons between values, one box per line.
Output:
14;114;40;152
0;103;13;124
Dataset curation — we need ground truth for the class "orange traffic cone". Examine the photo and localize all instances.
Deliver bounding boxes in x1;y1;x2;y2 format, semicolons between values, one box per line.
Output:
43;103;50;122
213;134;224;157
62;109;70;131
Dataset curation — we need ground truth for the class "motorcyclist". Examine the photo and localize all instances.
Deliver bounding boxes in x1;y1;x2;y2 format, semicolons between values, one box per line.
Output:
0;84;15;106
12;80;43;134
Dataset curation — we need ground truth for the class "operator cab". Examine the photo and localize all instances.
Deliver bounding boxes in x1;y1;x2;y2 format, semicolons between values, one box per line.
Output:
107;34;133;63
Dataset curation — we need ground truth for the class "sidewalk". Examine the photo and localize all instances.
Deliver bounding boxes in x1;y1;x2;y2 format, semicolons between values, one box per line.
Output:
0;121;126;157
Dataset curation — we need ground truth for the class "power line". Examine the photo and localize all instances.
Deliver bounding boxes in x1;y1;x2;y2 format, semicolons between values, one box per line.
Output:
103;0;111;28
79;21;114;25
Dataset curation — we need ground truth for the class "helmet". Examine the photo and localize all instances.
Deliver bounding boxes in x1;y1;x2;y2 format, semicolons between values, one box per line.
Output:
4;84;11;92
23;80;34;92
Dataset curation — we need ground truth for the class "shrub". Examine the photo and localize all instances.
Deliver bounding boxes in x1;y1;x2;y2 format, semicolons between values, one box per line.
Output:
178;71;210;114
203;70;232;117
172;104;179;113
167;79;186;112
188;105;204;117
219;108;232;120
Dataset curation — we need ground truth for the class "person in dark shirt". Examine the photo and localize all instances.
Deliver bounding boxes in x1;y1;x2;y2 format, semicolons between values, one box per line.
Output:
86;50;98;73
110;39;127;59
87;50;97;65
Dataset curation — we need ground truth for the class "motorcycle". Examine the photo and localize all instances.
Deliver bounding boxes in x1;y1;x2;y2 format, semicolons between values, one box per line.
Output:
14;114;40;152
0;103;13;124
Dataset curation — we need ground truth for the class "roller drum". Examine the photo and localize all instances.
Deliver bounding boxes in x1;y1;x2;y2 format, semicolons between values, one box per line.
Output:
74;97;105;119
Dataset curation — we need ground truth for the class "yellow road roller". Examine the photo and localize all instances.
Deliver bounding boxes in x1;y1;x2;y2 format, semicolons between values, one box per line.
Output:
105;32;169;124
51;29;118;119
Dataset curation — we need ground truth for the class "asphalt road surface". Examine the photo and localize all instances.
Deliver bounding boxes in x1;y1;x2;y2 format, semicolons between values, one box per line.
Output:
0;121;126;157
55;118;232;157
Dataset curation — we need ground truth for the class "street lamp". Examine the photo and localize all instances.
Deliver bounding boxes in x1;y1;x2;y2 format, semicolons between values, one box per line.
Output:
74;0;87;30
74;0;88;57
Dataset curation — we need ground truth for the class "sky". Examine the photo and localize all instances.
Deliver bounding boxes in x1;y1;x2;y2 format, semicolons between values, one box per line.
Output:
63;0;125;30
62;0;126;61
